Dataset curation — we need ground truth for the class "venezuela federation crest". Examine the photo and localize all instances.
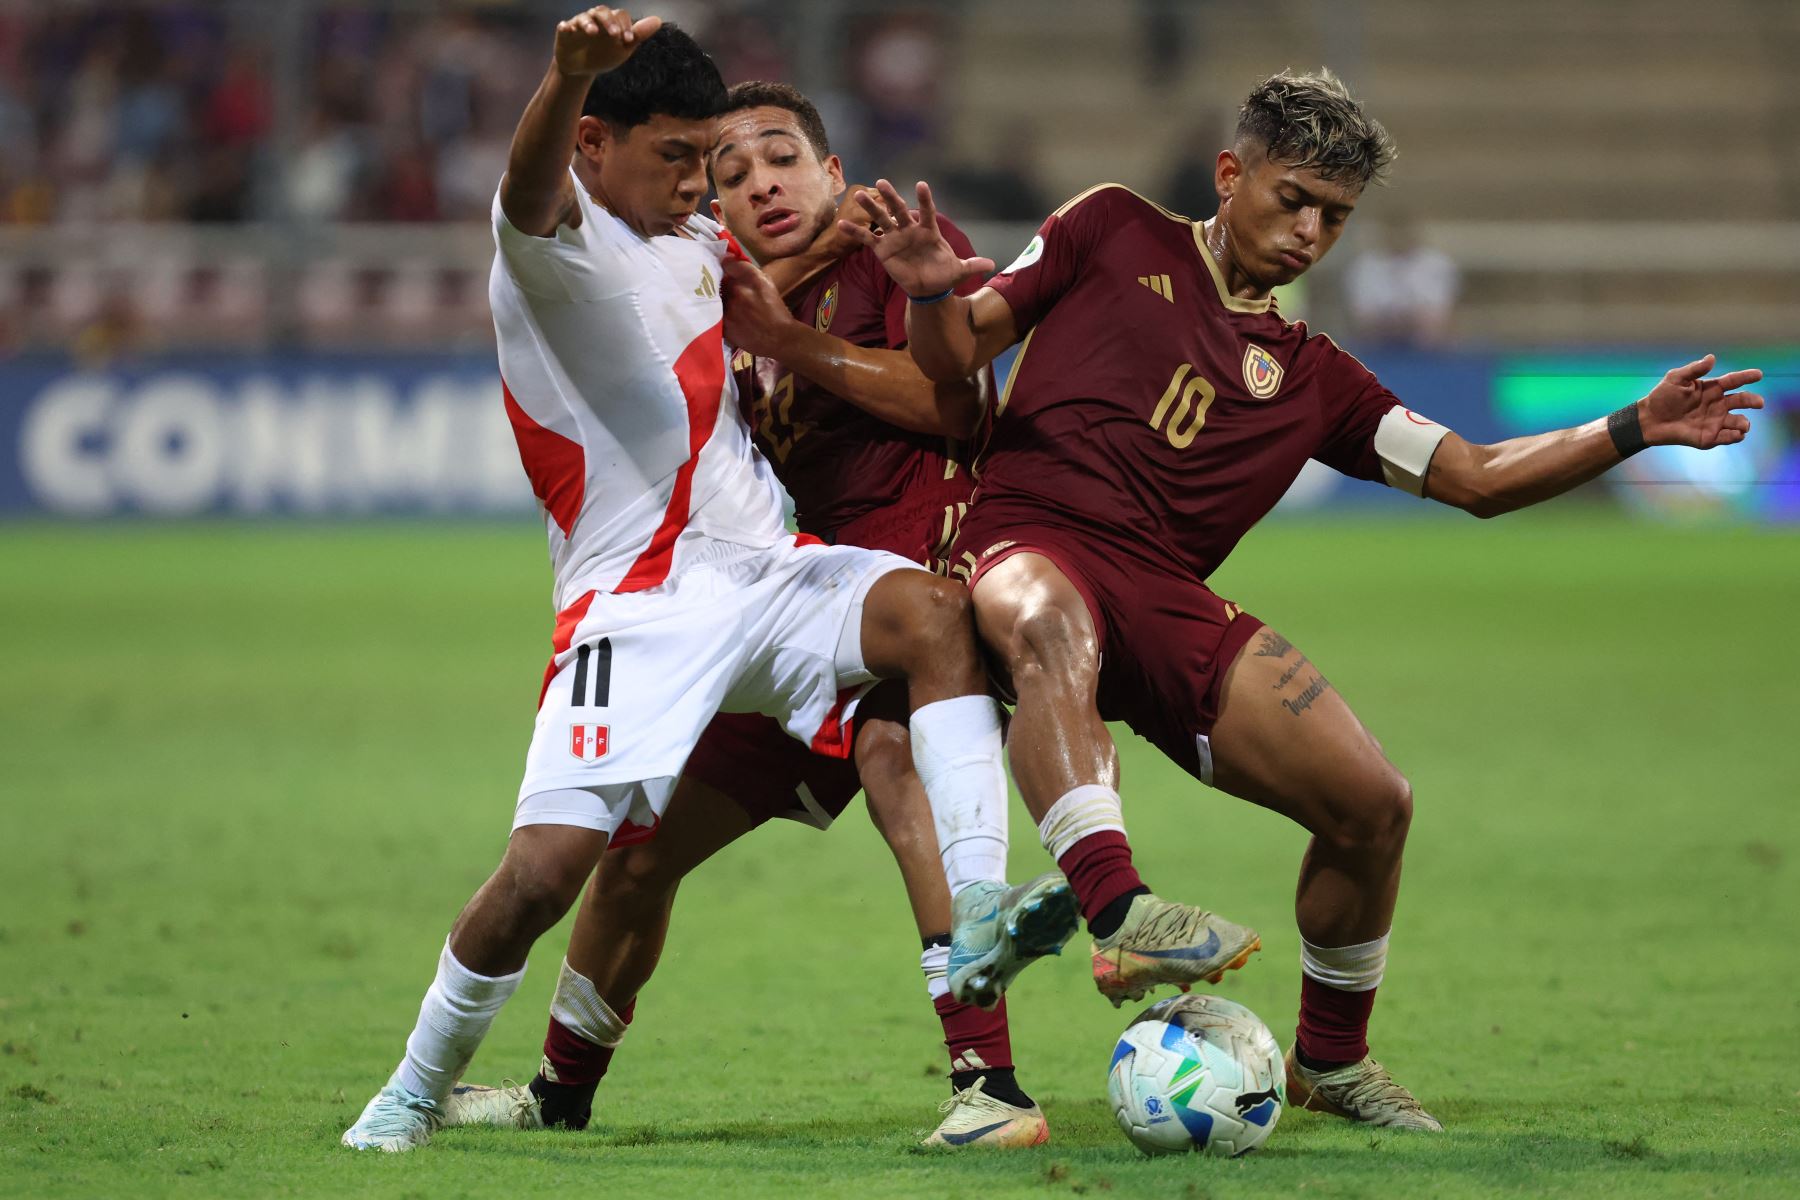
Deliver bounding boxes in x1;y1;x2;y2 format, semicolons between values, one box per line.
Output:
815;282;839;332
1242;343;1283;399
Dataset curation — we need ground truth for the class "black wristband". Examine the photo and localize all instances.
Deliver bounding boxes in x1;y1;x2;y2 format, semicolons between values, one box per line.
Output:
1606;403;1647;458
908;287;956;305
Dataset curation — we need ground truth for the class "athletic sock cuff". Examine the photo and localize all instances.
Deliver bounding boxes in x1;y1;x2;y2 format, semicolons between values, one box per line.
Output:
439;939;527;1011
920;942;951;1001
1037;785;1126;860
548;958;631;1048
1300;933;1389;993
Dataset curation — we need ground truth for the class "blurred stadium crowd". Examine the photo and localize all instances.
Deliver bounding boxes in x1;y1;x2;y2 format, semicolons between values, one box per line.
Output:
1;0;1795;358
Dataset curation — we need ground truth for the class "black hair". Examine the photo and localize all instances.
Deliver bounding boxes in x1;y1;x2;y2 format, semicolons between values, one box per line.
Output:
721;81;831;161
581;23;728;131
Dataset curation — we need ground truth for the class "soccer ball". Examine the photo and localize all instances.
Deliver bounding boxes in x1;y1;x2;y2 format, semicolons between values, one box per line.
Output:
1106;994;1286;1157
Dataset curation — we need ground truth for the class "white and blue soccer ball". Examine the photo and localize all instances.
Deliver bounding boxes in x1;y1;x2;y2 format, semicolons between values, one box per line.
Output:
1106;994;1286;1157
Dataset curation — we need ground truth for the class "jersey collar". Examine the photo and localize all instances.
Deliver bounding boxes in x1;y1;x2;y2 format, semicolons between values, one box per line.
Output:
1192;219;1275;315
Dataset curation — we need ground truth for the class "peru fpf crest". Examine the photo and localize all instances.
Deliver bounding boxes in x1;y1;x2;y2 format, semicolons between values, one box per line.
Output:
1242;344;1283;399
570;724;609;762
815;282;839;332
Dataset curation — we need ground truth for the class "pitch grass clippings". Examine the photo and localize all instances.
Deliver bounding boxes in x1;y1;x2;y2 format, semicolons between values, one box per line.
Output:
2;514;1797;1199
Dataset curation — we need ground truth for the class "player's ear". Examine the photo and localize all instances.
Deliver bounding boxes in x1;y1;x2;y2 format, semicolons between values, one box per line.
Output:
575;115;610;166
824;153;846;197
710;198;724;221
1215;148;1242;204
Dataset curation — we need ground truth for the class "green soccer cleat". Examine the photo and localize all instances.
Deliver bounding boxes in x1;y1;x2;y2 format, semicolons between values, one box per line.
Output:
920;1076;1051;1149
340;1073;443;1152
440;1079;544;1130
1089;893;1260;1007
948;872;1080;1010
1284;1047;1444;1131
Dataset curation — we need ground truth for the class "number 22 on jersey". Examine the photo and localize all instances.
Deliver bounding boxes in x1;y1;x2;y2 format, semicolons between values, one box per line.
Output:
750;371;815;465
1149;363;1216;450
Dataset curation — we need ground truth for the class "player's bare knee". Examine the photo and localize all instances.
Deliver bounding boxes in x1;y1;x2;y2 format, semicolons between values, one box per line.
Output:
594;846;681;915
1008;600;1098;691
906;575;975;652
1327;770;1413;856
500;861;588;937
855;719;914;790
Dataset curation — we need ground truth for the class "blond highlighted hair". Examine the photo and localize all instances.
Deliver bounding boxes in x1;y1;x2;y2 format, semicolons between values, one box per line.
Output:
1235;69;1396;189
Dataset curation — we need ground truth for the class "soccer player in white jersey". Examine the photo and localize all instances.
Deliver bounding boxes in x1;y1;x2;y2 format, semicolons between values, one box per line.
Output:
341;8;1078;1153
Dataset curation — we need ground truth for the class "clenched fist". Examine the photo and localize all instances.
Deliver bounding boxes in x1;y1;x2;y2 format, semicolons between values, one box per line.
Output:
554;6;662;77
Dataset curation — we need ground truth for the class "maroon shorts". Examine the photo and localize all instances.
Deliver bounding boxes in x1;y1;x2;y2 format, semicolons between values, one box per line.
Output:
953;507;1263;785
680;710;867;831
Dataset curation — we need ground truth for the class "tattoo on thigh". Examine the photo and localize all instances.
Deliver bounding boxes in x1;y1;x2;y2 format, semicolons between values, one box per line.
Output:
1272;656;1310;689
1254;630;1295;659
1280;674;1332;717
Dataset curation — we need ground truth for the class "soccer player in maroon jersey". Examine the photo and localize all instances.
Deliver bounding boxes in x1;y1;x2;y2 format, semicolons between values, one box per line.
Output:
442;81;1054;1148
842;69;1764;1130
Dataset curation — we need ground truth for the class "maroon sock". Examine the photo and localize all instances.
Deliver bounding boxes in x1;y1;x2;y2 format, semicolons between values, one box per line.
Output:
1056;830;1146;925
539;1000;635;1085
934;992;1014;1074
1295;973;1376;1066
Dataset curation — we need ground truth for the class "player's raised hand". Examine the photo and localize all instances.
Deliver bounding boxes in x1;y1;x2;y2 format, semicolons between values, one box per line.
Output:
1639;354;1763;449
721;257;800;359
554;6;661;77
838;180;995;299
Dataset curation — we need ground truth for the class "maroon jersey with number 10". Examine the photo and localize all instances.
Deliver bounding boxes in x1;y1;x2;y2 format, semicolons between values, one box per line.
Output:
965;184;1438;583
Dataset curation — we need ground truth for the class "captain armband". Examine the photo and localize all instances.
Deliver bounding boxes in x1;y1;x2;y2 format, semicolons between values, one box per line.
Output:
1373;406;1453;497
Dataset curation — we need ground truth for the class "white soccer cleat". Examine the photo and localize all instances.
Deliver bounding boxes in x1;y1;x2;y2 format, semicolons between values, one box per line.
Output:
440;1079;545;1130
1284;1048;1444;1131
340;1073;444;1152
921;1076;1050;1149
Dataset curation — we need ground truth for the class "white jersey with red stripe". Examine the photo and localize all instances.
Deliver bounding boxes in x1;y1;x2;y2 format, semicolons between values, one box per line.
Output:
490;175;788;609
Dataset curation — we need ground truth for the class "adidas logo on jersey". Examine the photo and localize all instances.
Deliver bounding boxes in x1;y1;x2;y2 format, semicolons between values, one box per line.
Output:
695;267;717;298
1138;273;1174;302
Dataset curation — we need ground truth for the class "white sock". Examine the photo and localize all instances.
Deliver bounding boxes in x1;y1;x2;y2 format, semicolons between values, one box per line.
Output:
909;695;1009;896
1036;784;1126;859
1300;933;1389;992
548;958;629;1048
920;942;951;1001
395;940;525;1101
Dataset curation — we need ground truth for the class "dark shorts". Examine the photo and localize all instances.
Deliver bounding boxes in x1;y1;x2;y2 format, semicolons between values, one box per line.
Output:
680;710;866;831
953;506;1263;785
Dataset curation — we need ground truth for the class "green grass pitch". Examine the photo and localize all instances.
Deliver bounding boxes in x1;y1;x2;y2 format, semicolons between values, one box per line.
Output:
2;513;1797;1199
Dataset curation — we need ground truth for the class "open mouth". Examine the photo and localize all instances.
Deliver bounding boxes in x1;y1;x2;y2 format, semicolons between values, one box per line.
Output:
757;208;801;237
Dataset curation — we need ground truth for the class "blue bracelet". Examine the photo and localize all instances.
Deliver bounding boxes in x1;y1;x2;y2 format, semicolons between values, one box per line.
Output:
909;287;956;305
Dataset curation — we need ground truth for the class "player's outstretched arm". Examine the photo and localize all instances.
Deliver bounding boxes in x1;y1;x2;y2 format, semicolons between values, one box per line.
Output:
1423;354;1763;518
838;179;1018;383
721;259;986;436
500;6;662;237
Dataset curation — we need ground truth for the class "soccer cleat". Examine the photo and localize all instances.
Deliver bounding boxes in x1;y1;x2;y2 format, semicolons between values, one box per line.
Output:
340;1073;444;1152
1284;1047;1444;1131
948;872;1080;1010
1089;893;1260;1007
439;1079;545;1130
920;1076;1051;1149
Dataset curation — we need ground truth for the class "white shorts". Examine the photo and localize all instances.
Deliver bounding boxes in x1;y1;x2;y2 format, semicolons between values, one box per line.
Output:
514;535;914;839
